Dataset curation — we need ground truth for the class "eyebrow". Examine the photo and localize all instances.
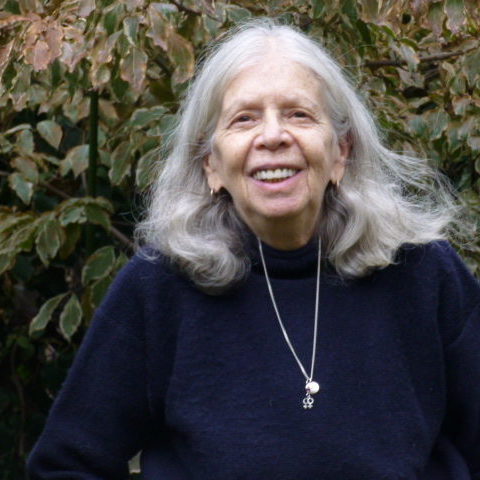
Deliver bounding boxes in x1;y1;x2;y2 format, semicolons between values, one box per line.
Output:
221;94;322;119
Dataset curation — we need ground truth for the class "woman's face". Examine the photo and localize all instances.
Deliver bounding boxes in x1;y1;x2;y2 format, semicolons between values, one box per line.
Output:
204;55;348;244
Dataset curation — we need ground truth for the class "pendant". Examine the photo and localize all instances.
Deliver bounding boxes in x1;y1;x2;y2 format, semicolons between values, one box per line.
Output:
302;380;320;410
306;381;320;394
303;393;314;409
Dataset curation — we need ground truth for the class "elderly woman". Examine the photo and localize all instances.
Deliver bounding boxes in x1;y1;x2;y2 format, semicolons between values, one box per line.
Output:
28;19;480;480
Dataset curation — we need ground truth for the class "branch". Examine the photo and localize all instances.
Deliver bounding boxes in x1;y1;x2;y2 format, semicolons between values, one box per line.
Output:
110;225;134;249
365;48;475;69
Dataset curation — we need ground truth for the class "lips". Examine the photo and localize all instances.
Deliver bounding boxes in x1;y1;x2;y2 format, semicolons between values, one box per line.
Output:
252;168;300;182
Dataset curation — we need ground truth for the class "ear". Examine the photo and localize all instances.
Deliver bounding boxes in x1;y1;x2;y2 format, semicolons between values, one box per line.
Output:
203;154;224;193
331;136;350;185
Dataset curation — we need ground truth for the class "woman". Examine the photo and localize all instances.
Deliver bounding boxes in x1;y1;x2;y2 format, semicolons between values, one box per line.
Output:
28;19;480;479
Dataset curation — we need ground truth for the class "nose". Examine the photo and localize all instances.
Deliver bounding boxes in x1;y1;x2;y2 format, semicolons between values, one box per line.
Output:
254;112;293;150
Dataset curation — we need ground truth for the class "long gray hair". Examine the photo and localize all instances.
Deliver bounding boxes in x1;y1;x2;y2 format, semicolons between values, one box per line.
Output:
135;18;461;292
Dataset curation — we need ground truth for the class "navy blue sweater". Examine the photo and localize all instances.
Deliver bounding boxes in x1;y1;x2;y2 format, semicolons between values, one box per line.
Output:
27;240;480;479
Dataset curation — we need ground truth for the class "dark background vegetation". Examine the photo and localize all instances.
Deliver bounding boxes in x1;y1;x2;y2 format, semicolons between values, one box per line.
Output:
0;0;479;477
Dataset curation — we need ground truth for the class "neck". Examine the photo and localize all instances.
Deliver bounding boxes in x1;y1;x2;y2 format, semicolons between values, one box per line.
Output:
245;216;318;250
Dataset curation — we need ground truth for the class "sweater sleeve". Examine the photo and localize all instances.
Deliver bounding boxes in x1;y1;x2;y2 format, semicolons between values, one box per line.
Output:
435;243;480;479
27;256;160;479
444;302;480;479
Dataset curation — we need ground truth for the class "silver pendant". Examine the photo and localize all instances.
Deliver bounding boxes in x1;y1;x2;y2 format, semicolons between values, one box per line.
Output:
306;381;320;394
303;393;314;409
302;380;320;409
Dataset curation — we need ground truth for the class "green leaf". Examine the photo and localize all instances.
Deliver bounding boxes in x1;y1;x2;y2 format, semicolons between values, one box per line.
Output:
427;111;450;140
310;0;327;19
59;294;83;341
60;144;89;178
123;16;139;45
463;49;480;86
468;136;480;153
136;147;159;190
16;129;34;155
37;120;62;149
114;251;129;271
35;216;64;265
109;140;132;185
0;251;16;275
29;293;67;336
59;204;87;226
225;4;252;23
12;157;38;183
104;4;124;35
82;246;116;284
129;106;167;128
8;172;34;204
89;275;112;308
85;203;112;230
59;223;82;258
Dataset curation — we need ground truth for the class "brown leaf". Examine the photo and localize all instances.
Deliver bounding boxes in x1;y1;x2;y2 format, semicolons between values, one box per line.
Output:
78;0;96;17
24;18;47;48
0;40;14;80
59;25;87;72
45;23;63;60
120;47;148;93
426;1;444;37
444;0;466;34
167;31;195;85
25;40;51;71
125;0;145;11
99;99;119;124
0;14;30;29
359;0;380;22
18;0;44;15
94;31;121;64
146;4;168;50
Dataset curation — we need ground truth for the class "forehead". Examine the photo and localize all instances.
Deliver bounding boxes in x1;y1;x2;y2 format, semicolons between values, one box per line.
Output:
220;56;324;111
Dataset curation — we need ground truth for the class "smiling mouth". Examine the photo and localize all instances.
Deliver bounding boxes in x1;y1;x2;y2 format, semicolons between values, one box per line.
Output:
252;168;300;182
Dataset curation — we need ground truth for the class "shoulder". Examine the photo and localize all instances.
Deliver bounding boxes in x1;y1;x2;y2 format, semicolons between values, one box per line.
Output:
95;247;189;323
392;241;480;344
395;240;478;286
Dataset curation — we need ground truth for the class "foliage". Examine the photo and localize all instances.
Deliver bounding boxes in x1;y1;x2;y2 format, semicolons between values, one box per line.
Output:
0;0;479;477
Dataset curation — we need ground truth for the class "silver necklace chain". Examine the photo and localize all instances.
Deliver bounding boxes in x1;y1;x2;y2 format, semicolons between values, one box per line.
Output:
257;237;322;409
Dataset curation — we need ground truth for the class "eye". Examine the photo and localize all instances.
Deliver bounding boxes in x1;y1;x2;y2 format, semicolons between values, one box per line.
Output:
292;111;308;119
235;114;252;123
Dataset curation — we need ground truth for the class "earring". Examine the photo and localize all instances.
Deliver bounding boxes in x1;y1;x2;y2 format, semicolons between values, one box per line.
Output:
210;188;215;196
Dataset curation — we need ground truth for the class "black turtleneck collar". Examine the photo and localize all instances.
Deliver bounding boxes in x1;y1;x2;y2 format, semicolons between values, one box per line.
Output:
241;227;321;279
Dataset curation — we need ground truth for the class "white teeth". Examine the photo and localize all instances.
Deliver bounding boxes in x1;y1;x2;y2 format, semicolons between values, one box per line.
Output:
253;168;298;181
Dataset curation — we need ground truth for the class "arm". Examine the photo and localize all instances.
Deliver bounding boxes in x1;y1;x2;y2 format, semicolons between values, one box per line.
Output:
443;302;480;479
435;243;480;478
27;258;159;479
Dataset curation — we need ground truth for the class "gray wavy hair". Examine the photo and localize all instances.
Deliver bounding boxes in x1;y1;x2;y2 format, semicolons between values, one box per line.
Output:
135;18;460;292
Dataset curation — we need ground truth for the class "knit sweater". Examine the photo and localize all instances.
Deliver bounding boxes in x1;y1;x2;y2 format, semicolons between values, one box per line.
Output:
27;239;480;479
